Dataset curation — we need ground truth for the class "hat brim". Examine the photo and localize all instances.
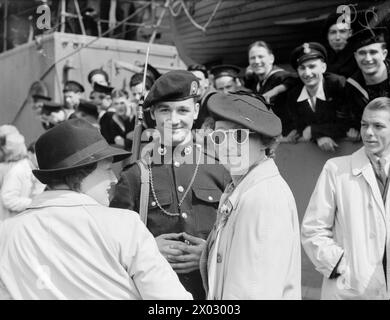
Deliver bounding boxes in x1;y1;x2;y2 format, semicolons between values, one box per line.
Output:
294;54;325;69
207;93;282;137
33;145;131;184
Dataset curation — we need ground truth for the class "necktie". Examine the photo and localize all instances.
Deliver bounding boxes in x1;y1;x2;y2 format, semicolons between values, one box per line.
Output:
377;158;387;186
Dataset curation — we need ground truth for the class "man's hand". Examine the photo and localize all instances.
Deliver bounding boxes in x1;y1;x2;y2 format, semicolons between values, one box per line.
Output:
168;233;206;274
317;136;339;152
346;128;361;141
280;129;299;143
301;126;312;141
155;233;185;261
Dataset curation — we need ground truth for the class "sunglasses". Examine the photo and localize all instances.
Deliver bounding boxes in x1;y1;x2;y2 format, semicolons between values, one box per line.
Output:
208;129;254;145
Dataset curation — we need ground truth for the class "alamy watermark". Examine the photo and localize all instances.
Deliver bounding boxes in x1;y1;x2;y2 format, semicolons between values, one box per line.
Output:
36;4;51;30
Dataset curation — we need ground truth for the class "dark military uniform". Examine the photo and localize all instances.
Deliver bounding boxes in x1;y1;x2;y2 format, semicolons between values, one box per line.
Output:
326;44;358;78
110;69;231;299
110;138;231;299
341;27;390;130
286;72;346;140
244;65;298;136
343;60;390;130
287;42;347;140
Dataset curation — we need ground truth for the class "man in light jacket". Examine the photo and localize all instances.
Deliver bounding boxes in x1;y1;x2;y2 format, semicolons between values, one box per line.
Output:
302;97;390;299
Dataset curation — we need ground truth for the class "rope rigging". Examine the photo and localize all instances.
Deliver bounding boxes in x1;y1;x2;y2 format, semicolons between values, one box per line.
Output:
168;0;223;33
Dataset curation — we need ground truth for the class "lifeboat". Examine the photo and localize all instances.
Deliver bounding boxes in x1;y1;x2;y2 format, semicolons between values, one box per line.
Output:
170;0;389;66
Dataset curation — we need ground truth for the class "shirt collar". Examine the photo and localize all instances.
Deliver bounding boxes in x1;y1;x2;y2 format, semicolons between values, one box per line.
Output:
365;150;390;173
297;81;326;102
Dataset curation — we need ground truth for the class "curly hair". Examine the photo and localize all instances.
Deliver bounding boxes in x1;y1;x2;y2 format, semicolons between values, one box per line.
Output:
45;163;98;192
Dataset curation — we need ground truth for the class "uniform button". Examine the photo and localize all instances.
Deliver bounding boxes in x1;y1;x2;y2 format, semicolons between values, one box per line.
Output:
181;212;188;219
217;253;222;263
174;161;180;168
208;196;213;201
151;201;156;207
178;186;184;193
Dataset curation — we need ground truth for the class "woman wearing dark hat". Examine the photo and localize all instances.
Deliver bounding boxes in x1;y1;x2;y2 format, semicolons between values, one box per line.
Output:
201;92;301;300
0;119;192;300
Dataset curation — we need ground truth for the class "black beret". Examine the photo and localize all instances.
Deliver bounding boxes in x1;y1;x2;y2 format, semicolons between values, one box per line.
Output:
93;82;114;95
143;70;199;110
210;64;241;80
207;92;282;138
87;69;109;84
349;27;388;52
63;80;85;93
290;42;327;69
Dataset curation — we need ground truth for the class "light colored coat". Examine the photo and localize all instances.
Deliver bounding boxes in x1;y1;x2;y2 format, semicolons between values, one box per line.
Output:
301;147;390;299
0;158;45;220
0;190;192;300
201;158;301;299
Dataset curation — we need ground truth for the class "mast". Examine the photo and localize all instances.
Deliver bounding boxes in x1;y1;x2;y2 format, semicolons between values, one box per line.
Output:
3;0;8;51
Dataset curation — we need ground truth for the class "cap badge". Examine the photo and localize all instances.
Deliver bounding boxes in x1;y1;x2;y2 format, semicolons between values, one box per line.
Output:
303;43;311;54
190;81;198;95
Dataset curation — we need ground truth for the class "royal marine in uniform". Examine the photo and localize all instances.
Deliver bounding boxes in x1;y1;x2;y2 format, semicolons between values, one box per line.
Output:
110;70;231;299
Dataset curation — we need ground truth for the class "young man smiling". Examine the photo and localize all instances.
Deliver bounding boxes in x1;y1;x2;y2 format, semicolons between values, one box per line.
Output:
285;42;346;152
110;70;231;299
302;97;390;299
343;28;390;140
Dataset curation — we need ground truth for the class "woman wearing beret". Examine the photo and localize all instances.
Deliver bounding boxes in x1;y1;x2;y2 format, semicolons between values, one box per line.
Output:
0;119;191;299
200;92;301;299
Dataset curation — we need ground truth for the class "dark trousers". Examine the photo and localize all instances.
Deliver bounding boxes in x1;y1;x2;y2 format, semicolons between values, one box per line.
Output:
178;270;205;300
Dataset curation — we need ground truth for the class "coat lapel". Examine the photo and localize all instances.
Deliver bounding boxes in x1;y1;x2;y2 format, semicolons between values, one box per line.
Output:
352;148;386;222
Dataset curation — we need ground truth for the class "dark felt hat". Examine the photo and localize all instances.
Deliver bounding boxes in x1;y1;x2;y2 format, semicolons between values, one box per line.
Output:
77;100;99;118
63;80;85;93
143;70;199;110
349;27;388;52
33;118;131;184
290;42;328;69
87;68;109;84
40;102;64;115
207;91;282;137
93;82;114;95
210;64;241;80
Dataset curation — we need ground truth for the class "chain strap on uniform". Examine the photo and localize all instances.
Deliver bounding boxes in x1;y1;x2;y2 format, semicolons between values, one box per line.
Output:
148;144;202;217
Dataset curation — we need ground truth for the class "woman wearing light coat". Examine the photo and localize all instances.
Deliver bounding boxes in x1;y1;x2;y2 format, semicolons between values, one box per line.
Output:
200;92;301;300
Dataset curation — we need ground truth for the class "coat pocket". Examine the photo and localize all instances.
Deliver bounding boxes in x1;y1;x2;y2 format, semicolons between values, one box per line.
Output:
148;189;172;210
192;187;222;237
